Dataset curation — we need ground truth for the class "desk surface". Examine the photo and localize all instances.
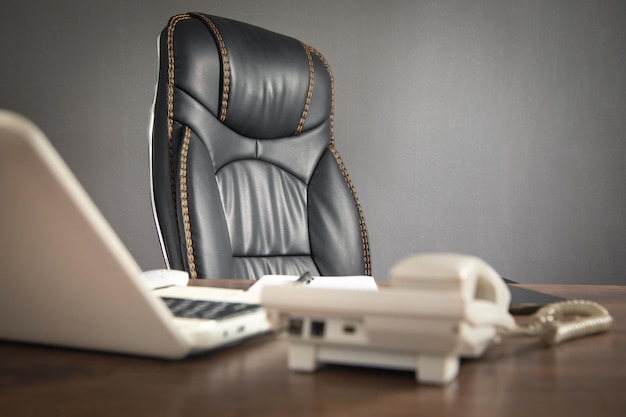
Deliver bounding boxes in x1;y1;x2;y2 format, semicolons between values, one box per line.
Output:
1;284;625;417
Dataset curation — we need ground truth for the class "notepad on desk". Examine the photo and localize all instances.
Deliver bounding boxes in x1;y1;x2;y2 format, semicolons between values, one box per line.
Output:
248;274;378;292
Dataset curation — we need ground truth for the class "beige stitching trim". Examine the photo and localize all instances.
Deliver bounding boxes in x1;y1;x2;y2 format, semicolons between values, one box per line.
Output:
165;13;228;277
166;13;191;211
166;14;190;142
296;43;315;135
191;13;231;122
309;46;371;275
308;46;336;146
165;13;192;268
179;126;198;279
328;146;371;276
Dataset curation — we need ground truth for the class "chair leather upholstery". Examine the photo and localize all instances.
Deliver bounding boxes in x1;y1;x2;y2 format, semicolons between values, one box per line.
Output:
150;13;370;279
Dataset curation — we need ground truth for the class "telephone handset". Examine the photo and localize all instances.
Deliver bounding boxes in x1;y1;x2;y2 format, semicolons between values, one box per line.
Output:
389;253;515;330
260;253;613;384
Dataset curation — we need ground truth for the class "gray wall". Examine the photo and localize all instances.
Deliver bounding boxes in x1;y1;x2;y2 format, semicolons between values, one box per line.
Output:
1;0;625;284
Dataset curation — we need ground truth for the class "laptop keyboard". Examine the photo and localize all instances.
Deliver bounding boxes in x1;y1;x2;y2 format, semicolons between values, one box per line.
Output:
161;297;261;320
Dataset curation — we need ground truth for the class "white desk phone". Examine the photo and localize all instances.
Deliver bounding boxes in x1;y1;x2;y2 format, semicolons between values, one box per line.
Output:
260;253;613;384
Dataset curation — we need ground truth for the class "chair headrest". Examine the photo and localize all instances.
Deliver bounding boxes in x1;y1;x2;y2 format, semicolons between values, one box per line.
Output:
172;13;332;140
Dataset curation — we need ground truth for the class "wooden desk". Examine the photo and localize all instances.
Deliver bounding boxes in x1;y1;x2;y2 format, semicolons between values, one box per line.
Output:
1;285;624;417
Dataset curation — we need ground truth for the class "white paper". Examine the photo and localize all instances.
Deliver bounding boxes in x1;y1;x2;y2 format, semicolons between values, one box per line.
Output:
248;274;378;293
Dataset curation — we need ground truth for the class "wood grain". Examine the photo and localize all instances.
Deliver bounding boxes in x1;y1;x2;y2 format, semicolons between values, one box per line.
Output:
1;285;624;417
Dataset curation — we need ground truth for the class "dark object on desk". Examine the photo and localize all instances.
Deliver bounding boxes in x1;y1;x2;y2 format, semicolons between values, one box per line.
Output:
295;271;315;285
150;13;371;280
508;284;565;314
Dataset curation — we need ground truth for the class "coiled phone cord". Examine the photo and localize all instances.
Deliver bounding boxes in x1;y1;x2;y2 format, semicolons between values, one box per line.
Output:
500;300;614;345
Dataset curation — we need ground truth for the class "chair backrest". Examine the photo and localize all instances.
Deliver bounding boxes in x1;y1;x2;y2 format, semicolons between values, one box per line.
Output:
150;13;370;279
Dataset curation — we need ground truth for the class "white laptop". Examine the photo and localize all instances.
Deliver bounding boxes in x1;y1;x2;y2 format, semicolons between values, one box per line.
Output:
0;110;270;358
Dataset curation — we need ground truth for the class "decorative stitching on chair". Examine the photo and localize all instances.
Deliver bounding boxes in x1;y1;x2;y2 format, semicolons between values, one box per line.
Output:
295;43;315;135
308;47;336;146
166;14;190;143
327;146;371;276
166;13;229;277
179;126;198;279
191;13;231;122
308;46;371;276
167;13;191;197
166;13;191;261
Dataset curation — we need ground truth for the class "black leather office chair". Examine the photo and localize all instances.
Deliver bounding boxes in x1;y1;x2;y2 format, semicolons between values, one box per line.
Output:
150;13;370;279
